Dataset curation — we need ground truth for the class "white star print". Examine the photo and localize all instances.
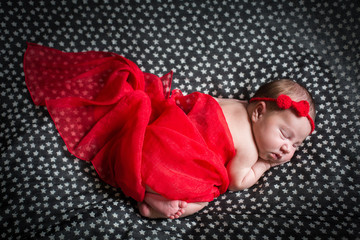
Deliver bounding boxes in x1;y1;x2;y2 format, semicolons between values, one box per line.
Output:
0;0;359;239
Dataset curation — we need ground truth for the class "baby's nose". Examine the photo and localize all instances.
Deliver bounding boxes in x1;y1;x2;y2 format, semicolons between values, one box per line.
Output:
280;144;290;154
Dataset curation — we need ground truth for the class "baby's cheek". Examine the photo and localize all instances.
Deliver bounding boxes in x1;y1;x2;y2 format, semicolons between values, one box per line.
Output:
287;151;296;161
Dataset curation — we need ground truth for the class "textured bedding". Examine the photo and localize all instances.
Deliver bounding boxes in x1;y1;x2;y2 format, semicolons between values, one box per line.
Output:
1;0;359;239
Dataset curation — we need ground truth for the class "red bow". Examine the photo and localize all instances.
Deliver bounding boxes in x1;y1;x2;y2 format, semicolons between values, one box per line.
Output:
276;94;310;117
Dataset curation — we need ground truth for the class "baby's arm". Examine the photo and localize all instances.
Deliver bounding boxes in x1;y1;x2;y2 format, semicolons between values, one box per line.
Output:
226;139;275;191
229;158;272;190
227;152;263;191
227;148;290;191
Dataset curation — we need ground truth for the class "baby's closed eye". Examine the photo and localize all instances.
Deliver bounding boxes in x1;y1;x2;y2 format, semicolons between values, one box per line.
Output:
280;129;290;139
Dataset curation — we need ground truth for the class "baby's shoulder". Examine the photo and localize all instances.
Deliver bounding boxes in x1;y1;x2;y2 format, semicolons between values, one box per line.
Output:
215;98;253;148
216;98;249;124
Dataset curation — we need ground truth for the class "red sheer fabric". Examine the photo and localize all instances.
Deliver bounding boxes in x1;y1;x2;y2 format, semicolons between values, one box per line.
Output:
24;43;235;203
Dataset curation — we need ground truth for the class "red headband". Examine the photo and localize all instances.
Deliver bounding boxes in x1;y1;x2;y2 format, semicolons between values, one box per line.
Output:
249;94;315;134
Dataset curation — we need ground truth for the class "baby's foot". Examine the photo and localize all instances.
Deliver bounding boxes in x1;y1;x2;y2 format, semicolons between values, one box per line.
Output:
138;202;153;218
168;201;187;219
143;192;187;219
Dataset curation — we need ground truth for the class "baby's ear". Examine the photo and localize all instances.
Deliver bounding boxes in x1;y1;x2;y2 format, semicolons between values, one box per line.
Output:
251;102;267;122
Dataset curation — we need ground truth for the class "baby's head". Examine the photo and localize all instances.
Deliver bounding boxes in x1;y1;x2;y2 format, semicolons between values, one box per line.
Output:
248;79;316;163
251;79;316;122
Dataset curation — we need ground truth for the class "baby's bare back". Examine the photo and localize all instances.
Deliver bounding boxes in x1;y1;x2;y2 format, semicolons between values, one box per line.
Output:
215;98;253;149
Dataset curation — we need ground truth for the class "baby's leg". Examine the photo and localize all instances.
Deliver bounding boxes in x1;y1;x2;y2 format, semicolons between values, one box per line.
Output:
139;192;187;219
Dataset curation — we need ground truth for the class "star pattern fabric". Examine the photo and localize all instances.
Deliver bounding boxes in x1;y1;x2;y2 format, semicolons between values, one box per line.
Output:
0;0;359;239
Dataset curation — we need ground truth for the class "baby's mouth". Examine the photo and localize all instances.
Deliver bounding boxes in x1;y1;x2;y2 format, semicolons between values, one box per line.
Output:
271;152;282;161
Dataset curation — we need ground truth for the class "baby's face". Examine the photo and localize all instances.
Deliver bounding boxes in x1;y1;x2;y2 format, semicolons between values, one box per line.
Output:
252;109;311;163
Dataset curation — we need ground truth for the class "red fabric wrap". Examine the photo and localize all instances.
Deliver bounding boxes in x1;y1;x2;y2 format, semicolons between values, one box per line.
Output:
24;43;235;203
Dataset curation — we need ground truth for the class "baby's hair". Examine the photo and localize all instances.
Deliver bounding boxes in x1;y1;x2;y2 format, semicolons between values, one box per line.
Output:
251;79;316;121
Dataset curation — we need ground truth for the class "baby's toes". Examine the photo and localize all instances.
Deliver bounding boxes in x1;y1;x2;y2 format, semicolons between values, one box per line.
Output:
175;209;185;219
179;208;185;215
179;201;187;209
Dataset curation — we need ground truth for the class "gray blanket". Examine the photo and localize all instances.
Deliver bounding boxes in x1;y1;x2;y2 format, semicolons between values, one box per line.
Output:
0;0;359;239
